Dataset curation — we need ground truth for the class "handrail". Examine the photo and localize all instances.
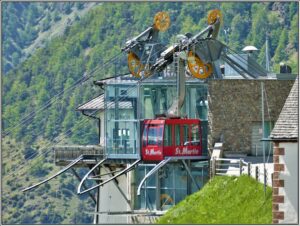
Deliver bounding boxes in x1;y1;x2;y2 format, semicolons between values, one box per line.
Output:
214;158;249;165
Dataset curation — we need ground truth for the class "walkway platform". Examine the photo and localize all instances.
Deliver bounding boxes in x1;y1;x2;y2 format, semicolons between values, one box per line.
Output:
53;145;104;167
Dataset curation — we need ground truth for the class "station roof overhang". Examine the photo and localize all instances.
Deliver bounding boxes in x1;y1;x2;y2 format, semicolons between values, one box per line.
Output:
93;73;208;86
76;93;133;112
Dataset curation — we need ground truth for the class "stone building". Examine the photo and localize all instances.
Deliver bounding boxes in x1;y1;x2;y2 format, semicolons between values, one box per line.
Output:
208;79;294;156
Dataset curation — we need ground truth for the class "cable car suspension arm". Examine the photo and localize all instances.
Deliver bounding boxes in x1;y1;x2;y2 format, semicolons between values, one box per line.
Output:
22;155;84;192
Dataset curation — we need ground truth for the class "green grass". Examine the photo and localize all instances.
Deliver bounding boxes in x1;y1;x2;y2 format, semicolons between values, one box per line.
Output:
157;175;272;224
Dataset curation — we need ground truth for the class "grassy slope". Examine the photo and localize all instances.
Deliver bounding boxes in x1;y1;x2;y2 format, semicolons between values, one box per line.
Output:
157;175;272;224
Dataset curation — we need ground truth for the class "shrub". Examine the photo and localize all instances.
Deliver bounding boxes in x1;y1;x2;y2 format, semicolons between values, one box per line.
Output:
23;146;37;160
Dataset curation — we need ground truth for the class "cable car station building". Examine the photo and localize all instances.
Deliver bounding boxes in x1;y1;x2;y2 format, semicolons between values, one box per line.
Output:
72;72;210;223
56;69;294;223
51;10;297;224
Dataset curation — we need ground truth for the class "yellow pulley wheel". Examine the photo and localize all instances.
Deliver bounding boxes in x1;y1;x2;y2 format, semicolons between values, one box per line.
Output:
207;9;222;25
187;51;213;80
128;51;143;78
127;52;152;78
153;11;170;32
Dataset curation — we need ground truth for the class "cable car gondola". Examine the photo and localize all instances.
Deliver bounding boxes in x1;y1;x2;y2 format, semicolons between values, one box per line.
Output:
142;118;202;161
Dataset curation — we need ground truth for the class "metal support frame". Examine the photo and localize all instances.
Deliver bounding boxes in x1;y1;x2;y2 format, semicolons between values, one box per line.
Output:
22;155;84;192
71;168;97;204
102;166;131;206
181;160;200;190
137;157;172;196
87;210;167;216
94;167;101;224
77;158;107;194
88;168;125;180
166;54;185;117
261;82;267;197
78;159;141;195
186;160;192;195
155;171;161;210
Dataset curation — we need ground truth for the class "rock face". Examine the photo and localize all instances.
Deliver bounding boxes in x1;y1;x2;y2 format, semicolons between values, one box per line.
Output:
271;2;289;25
208;79;294;155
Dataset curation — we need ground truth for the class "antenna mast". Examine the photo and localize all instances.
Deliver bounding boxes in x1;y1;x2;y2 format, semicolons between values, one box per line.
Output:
265;34;270;72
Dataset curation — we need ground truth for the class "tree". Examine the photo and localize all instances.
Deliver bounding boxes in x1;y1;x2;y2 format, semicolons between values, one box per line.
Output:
63;2;72;14
247;4;268;49
288;14;298;50
75;2;84;10
273;28;288;64
42;13;51;31
52;10;61;22
29;159;48;177
23;146;37;159
11;51;20;66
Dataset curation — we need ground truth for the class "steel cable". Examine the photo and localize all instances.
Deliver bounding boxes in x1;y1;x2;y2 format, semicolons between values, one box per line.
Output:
4;28;208;189
2;52;124;137
3;82;145;192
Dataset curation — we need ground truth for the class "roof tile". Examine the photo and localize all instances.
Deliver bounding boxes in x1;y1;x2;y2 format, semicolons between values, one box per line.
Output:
271;77;298;140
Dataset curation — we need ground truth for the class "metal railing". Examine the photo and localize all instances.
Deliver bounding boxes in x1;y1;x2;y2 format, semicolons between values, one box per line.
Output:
210;157;250;178
54;145;104;161
210;157;272;186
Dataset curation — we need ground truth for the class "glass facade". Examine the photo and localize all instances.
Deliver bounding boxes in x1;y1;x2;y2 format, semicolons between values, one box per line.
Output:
135;161;209;210
104;78;209;158
104;82;140;158
104;76;210;210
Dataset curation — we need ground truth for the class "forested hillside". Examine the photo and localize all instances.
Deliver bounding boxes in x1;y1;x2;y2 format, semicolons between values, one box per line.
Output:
2;2;98;73
2;2;298;224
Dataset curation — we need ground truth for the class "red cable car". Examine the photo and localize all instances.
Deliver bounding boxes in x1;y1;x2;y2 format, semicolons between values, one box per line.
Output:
142;118;202;161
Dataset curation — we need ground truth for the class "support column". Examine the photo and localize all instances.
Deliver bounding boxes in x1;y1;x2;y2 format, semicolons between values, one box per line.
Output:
186;160;192;195
94;167;101;224
155;171;161;210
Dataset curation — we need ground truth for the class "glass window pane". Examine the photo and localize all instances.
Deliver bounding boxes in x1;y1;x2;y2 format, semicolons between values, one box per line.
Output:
148;125;163;146
146;165;156;187
147;126;157;145
142;124;148;147
140;188;146;209
175;188;187;204
175;125;180;146
174;165;187;189
160;165;173;188
164;124;172;146
191;124;200;146
183;125;189;145
146;189;157;210
158;126;163;146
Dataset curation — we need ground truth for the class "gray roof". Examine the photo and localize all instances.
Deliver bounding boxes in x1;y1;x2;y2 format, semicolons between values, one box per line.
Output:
77;94;132;111
271;77;298;140
100;73;206;85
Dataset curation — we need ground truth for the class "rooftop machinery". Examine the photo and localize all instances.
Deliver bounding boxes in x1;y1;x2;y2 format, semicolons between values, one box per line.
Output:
22;9;268;221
